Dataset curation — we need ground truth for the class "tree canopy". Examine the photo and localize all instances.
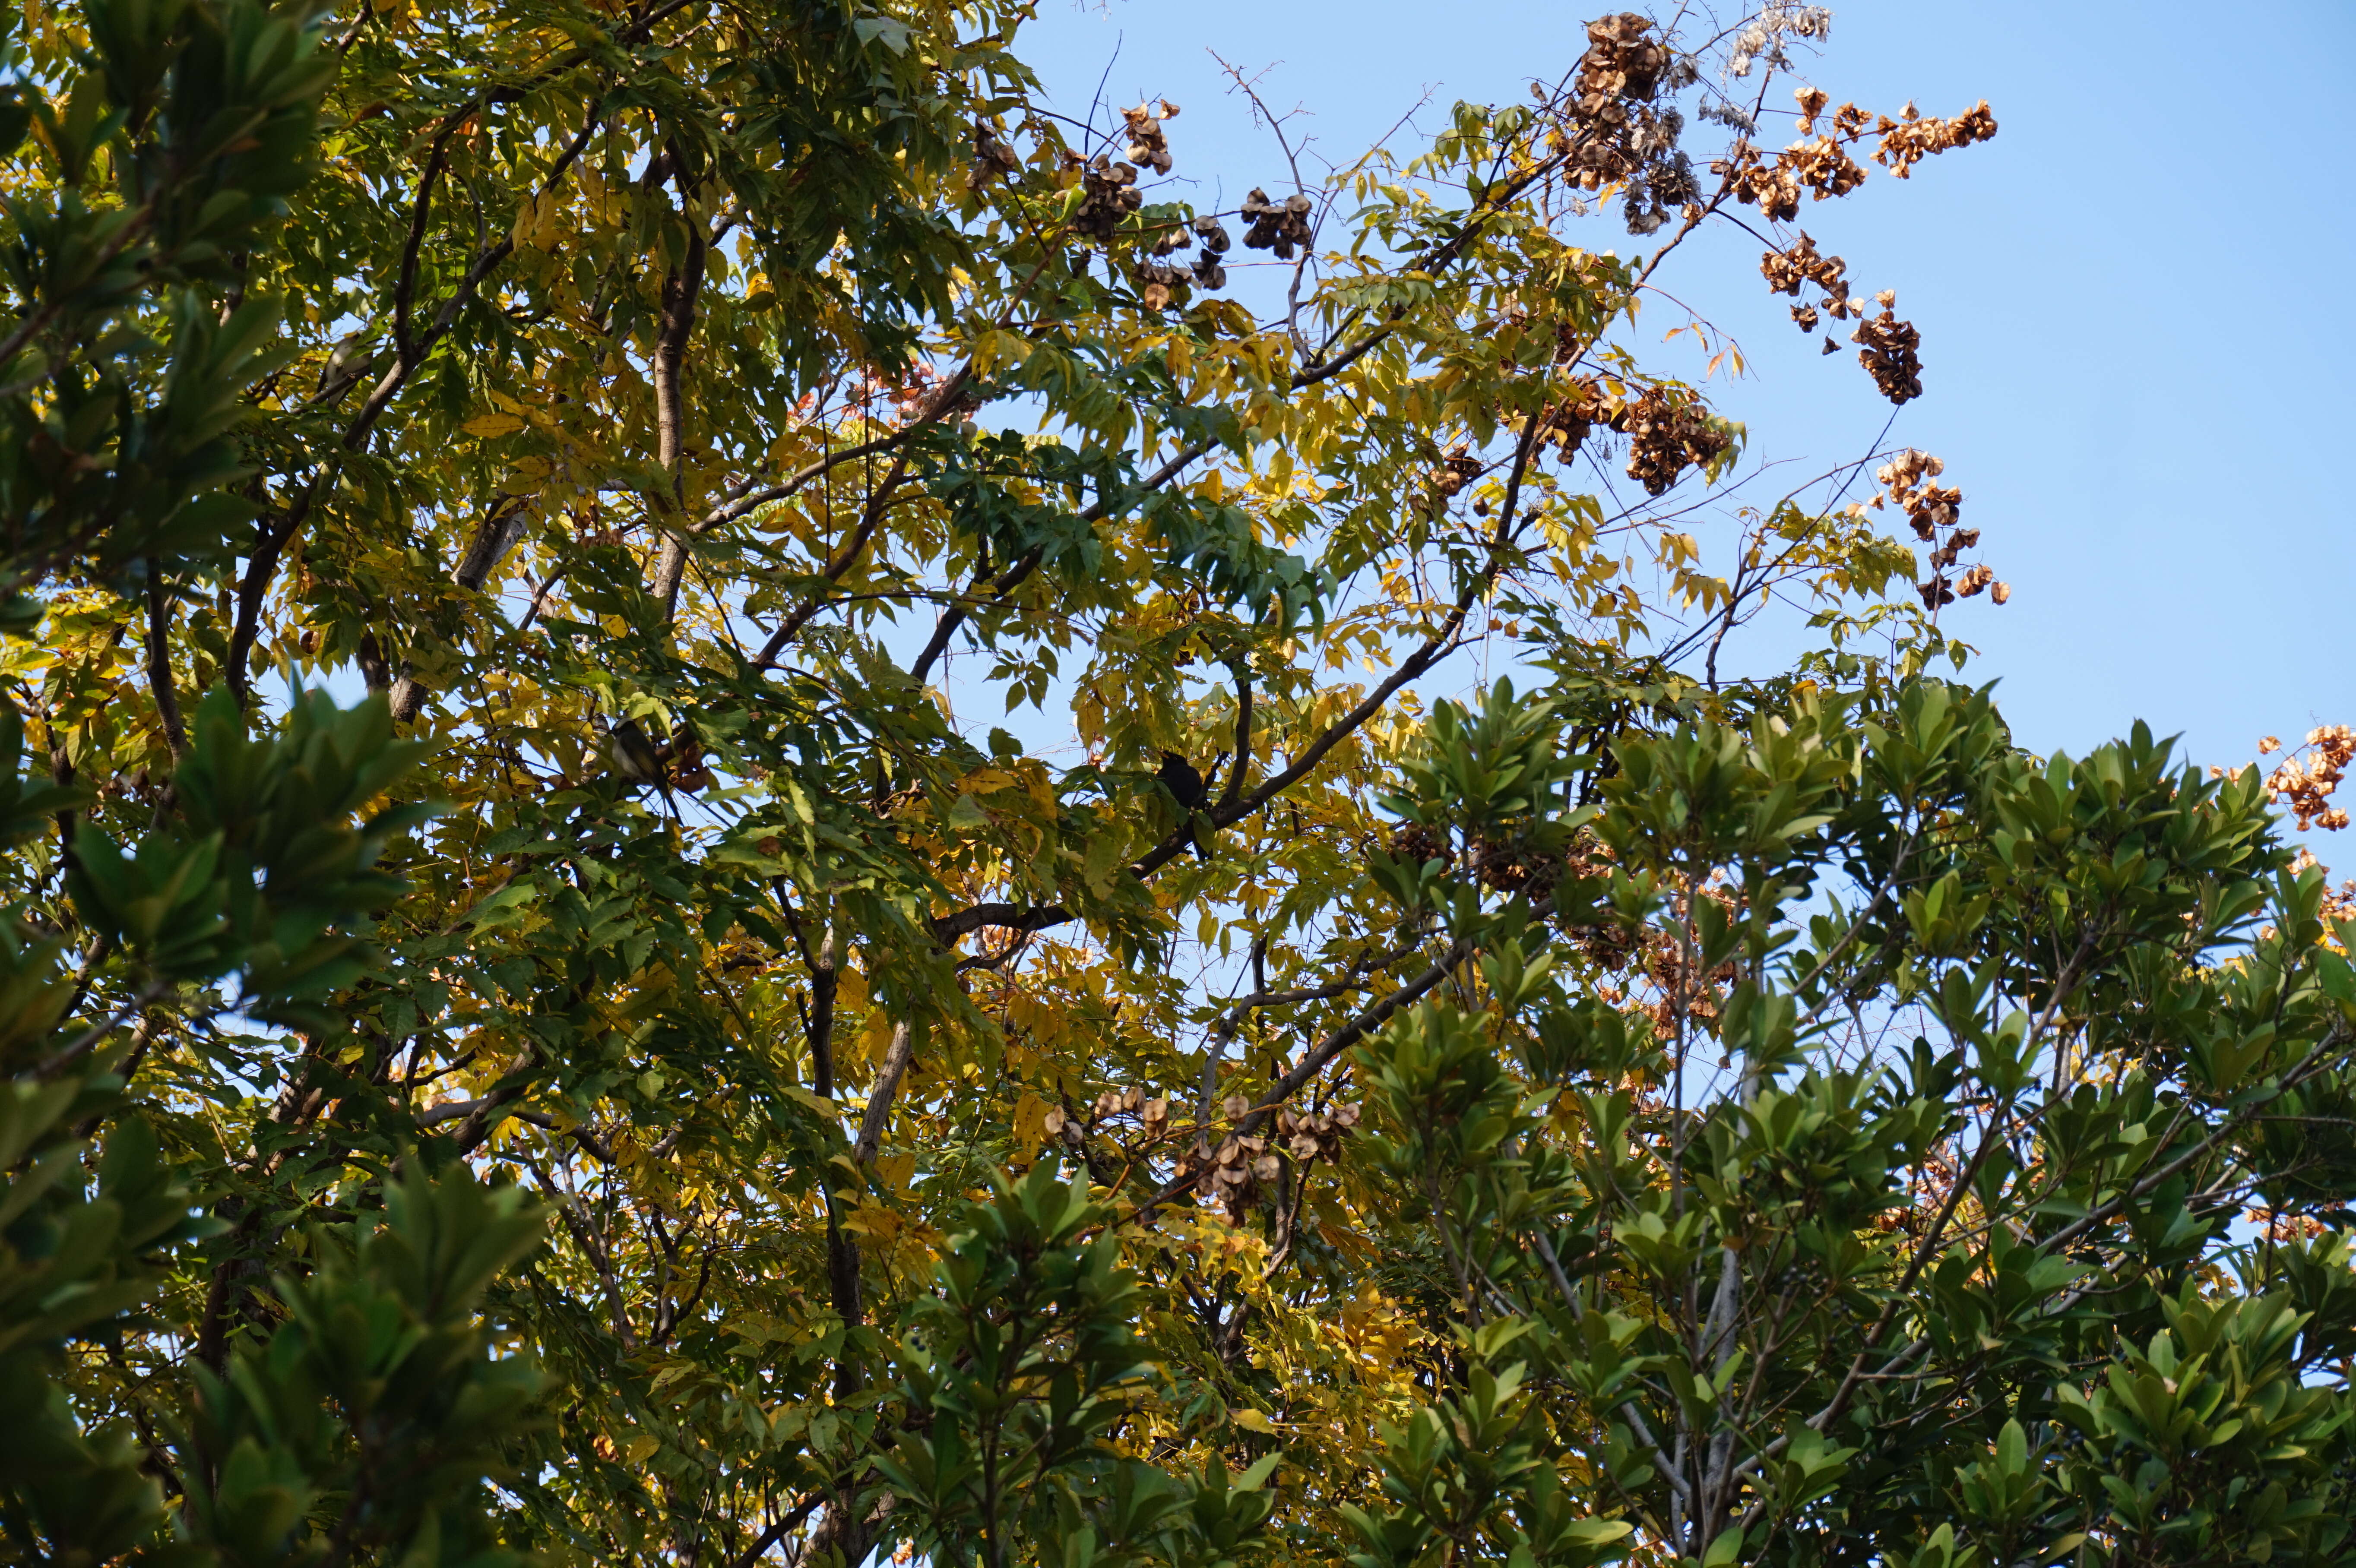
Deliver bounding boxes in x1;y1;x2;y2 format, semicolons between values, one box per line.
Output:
8;2;2356;1567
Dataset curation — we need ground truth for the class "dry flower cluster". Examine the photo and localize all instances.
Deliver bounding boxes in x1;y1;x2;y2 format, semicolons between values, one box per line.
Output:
2262;727;2356;832
1729;0;1832;77
1545;13;1700;235
1873;449;2005;610
2287;849;2356;926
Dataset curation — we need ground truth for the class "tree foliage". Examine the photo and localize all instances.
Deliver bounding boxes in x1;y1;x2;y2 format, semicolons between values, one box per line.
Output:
7;1;2355;1565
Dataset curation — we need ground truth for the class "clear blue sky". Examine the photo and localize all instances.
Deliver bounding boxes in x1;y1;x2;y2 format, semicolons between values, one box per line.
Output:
1011;0;2356;790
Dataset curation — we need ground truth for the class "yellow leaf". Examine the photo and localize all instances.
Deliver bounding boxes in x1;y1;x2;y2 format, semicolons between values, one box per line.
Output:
1229;1407;1280;1434
1011;1089;1051;1151
463;412;525;438
781;1085;840;1118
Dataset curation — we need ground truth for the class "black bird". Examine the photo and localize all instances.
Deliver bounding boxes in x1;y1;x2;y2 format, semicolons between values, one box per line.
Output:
1158;750;1213;861
1158;750;1208;810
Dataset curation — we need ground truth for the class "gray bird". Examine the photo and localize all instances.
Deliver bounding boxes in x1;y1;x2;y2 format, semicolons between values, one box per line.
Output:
606;716;678;819
316;330;375;401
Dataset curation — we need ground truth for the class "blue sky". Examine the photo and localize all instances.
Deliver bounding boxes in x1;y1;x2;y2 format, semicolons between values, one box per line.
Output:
1009;0;2356;790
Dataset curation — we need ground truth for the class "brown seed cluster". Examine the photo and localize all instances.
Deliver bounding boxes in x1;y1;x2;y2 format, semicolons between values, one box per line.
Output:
1546;13;1700;235
1851;293;1924;405
1620;385;1732;496
1045;1084;1166;1141
1759;232;1865;330
1539;386;1602;457
1122;100;1178;176
1730;89;1997;209
1738;87;1998;403
1180;1095;1361;1222
1566;918;1639;971
1873;449;2004;610
1512;378;1729;492
1873;99;1998;178
968;120;1021;190
668;722;712;793
1073;155;1143;241
1390;822;1452;867
1644;933;1741;1033
2265;727;2356;831
1722;132;1867;224
1189;214;1232;286
2294;850;2356;926
1132;215;1235;308
1274;1103;1358;1164
1428;442;1485;506
1240;187;1315;260
1472;835;1573;902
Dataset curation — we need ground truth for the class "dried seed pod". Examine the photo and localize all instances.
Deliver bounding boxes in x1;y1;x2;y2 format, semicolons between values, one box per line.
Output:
1121;103;1174;175
967;120;1021;189
1390;823;1452;867
1619;385;1732;496
1852;305;1923;404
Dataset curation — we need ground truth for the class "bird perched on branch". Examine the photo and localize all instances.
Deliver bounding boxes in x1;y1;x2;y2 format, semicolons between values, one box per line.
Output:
605;715;678;820
1159;750;1216;861
1158;750;1207;809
